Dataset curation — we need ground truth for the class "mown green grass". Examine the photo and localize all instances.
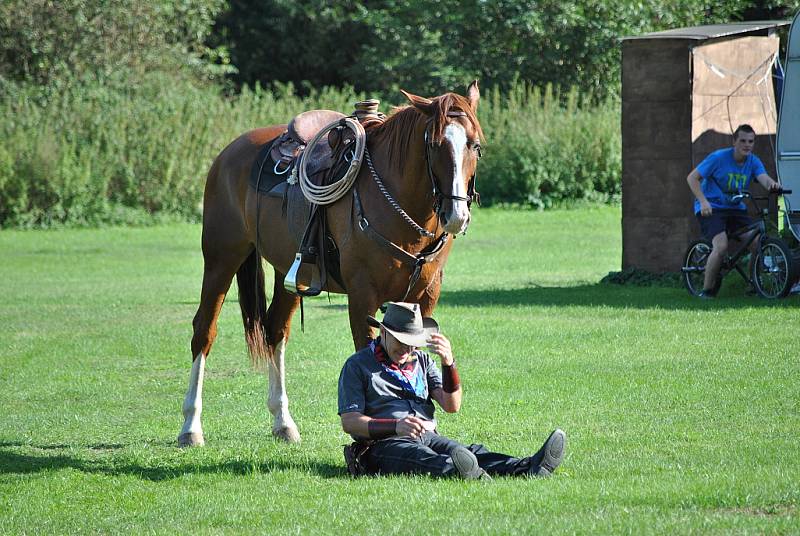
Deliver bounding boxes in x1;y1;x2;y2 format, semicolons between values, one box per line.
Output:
1;207;798;534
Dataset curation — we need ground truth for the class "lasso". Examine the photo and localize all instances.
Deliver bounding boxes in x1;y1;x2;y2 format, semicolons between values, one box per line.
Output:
297;117;366;205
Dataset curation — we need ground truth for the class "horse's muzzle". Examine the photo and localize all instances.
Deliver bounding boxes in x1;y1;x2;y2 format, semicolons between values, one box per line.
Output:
440;200;471;235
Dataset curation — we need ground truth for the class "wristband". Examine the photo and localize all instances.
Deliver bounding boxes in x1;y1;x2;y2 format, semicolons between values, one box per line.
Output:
442;362;461;393
368;418;398;439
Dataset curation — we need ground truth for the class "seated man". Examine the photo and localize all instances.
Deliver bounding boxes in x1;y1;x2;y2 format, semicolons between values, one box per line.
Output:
686;124;780;298
337;301;566;480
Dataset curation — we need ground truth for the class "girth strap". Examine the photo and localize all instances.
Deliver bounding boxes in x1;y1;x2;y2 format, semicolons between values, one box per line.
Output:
353;188;449;300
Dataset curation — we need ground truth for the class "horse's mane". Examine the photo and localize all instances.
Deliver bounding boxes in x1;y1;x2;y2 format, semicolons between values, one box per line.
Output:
367;92;484;170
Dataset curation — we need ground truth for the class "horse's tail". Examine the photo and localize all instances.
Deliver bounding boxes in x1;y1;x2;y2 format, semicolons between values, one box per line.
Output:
236;249;271;367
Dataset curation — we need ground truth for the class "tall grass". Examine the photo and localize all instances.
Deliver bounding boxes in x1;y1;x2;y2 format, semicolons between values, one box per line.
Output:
478;84;621;209
0;76;620;227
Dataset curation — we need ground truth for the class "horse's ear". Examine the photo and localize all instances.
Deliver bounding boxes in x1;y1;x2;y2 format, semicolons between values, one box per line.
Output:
467;80;480;112
400;89;434;115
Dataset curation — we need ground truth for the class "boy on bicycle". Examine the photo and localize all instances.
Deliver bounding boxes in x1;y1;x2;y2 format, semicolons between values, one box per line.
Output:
686;124;780;298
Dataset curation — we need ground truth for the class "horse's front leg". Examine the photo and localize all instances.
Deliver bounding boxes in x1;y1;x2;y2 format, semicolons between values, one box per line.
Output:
346;282;382;350
414;266;444;318
265;272;301;443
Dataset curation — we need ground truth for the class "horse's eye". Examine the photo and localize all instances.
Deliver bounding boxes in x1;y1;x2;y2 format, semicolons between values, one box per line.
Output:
472;142;482;158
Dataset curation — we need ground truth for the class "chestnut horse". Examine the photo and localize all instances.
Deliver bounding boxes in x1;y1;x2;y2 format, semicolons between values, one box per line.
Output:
179;82;483;447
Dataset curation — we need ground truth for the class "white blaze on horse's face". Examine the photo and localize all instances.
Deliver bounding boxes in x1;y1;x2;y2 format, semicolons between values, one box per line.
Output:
442;122;471;234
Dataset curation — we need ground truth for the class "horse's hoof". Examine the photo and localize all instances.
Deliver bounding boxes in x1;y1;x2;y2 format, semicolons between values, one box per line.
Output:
272;426;301;443
177;432;205;447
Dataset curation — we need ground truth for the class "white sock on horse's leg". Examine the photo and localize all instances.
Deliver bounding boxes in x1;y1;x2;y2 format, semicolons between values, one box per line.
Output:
268;339;300;442
178;352;206;447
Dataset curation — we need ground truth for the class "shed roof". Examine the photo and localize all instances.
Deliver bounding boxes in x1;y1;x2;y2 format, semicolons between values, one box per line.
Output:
623;21;790;42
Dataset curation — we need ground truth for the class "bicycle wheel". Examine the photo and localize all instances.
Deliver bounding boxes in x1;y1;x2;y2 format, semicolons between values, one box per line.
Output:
682;239;719;296
751;237;796;299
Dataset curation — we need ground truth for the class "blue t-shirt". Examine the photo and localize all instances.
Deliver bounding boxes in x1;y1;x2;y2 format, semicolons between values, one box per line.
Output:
337;344;443;440
694;148;767;214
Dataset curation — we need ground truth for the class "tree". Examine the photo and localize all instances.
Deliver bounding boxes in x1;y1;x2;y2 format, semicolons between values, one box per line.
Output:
210;0;799;98
0;0;229;87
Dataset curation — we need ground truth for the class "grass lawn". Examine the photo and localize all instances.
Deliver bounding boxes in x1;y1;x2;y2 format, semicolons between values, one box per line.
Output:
1;206;798;534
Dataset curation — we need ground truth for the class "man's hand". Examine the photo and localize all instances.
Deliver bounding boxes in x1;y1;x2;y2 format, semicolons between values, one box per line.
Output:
700;200;712;217
757;173;781;192
395;416;430;438
426;333;454;366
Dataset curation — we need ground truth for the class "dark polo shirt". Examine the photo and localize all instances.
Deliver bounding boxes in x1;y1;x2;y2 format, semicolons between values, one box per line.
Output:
338;345;443;439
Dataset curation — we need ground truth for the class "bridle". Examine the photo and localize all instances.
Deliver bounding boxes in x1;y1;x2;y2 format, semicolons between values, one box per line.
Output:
353;108;483;300
423;110;482;214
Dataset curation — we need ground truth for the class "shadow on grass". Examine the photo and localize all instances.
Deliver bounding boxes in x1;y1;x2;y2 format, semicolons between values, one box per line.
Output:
439;283;800;310
0;442;346;481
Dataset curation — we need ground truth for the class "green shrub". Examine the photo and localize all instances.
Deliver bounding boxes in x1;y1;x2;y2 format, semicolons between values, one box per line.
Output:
477;84;621;208
0;78;620;227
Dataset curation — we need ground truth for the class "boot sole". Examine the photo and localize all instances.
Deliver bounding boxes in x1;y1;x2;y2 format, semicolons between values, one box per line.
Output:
535;429;566;477
451;447;491;480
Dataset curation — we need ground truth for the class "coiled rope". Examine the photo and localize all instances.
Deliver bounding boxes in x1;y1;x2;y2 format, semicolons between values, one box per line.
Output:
298;117;366;205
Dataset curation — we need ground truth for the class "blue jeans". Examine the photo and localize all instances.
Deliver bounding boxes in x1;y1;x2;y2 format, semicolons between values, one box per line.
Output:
362;431;533;477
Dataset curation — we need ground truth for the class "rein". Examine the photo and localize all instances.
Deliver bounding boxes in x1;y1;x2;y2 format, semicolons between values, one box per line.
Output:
364;148;435;238
353;188;449;300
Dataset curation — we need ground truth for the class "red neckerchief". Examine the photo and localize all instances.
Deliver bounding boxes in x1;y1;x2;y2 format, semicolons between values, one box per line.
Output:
373;338;416;372
371;338;425;397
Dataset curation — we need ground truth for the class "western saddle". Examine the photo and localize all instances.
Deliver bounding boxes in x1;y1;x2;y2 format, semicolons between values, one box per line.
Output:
267;101;384;298
270;109;348;175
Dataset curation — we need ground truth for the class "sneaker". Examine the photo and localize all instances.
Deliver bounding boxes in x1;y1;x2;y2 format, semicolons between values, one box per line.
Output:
451;446;491;480
698;290;715;299
530;429;566;477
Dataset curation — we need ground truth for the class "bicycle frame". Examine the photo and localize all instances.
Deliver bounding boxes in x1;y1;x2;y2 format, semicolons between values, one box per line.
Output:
720;219;764;284
710;190;787;284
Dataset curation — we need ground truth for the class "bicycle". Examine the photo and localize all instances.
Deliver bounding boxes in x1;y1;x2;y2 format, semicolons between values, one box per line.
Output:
682;189;798;299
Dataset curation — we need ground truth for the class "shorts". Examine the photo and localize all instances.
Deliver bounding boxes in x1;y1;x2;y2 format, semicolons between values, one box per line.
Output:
696;209;752;241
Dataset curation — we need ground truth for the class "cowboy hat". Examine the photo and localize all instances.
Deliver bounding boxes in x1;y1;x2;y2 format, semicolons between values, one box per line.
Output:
366;302;439;347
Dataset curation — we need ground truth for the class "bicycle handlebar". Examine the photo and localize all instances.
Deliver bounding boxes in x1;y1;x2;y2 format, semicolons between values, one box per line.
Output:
730;189;792;203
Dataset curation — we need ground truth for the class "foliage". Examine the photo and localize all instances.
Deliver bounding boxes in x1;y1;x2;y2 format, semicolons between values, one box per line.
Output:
1;209;799;533
2;0;799;98
0;0;231;87
211;0;800;98
477;84;620;208
210;0;369;92
0;78;619;227
0;76;357;227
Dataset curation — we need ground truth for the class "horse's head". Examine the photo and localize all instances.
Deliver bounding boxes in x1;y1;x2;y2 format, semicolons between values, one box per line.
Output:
401;81;483;235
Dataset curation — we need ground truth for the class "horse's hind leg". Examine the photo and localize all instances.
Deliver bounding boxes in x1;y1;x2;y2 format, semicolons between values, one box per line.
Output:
265;270;301;442
178;251;248;447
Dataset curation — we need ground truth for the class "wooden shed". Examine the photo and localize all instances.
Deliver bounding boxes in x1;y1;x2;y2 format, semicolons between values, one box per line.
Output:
621;22;789;273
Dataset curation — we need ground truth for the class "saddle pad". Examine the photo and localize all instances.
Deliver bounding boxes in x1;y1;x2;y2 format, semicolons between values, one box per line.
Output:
249;137;289;196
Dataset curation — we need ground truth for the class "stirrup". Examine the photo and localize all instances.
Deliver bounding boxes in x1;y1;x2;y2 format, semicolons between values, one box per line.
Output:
284;253;304;294
283;253;323;297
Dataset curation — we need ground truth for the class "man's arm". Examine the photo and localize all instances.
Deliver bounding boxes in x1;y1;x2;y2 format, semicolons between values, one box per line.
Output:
687;168;712;216
427;333;462;413
340;412;428;439
756;173;780;191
